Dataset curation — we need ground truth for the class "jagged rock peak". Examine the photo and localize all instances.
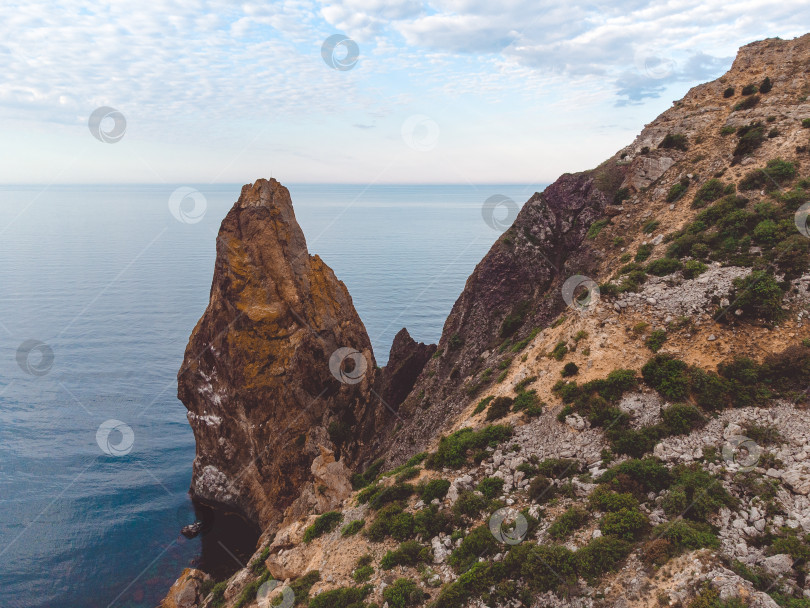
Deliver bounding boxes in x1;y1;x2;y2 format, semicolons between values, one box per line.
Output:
178;178;389;528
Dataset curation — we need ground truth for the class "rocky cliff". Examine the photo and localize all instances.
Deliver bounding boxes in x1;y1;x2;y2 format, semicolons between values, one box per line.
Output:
168;33;810;608
178;178;392;527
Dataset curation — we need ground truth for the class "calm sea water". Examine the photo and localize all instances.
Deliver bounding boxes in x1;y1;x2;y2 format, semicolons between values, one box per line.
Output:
0;182;540;607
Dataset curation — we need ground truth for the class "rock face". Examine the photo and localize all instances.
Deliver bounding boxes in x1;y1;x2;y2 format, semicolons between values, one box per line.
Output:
178;179;390;527
385;169;617;462
380;328;436;409
159;568;212;608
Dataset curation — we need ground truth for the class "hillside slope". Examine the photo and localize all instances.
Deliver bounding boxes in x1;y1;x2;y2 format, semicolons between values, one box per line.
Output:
163;33;810;608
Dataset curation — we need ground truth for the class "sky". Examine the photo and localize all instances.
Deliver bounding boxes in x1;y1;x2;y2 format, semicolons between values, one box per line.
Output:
0;1;808;184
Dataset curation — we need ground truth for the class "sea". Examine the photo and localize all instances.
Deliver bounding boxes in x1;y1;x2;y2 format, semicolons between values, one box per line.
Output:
0;183;541;607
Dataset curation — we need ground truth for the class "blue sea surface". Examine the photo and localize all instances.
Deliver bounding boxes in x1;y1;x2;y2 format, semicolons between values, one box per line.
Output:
0;182;541;607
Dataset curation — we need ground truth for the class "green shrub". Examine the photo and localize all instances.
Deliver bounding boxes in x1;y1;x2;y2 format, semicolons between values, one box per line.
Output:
561;362;579;377
352;459;385;490
720;125;736;136
413;505;454;539
732;270;784;321
682;260;708;279
512;389;541;414
741;422;782;445
600;507;649;540
643;219;661;233
723;86;735;98
548;506;589;539
663;465;736;521
614;187;631;204
575;537;632;580
369;484;415;510
486;396;513;421
733;123;766;157
419;478;451;502
550;341;568;361
803;118;810;128
642;354;690;401
366;503;414;542
588;487;639;512
647;258;683;276
473;396;494;414
599;457;671;494
537;458;581;479
587;218;610;239
734;94;760;111
341;519;365;537
432;561;494;608
308;585;372;608
635;243;654;262
303;511;343;542
395;467;420;483
381;540;431;570
427;425;512;469
666;182;689;203
759;77;772;94
477;476;504;499
661;403;704;435
692;179;727;208
449;525;499;571
527;475;556;504
508;544;577;592
353;564;374;583
452;490;488;519
659;133;688;151
645;329;667;352
655;519;719;552
739;158;796;190
382;578;426;608
286;571;321;607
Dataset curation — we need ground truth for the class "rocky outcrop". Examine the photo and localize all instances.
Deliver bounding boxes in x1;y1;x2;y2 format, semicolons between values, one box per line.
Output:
379;328;436;409
178;179;391;527
384;169;618;462
159;569;212;608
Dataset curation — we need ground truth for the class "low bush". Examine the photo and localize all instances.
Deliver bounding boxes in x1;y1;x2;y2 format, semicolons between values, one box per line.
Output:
419;478;451;502
642;354;690;401
477;476;505;499
732;270;784;321
303;511;343;542
452;490;488;519
599;457;671;494
561;362;579;377
734;94;760;111
692;179;727;208
741;422;783;445
645;329;667;352
548;506;589;539
527;475;556;504
666;177;690;203
647;258;683;276
587;218;610;239
427;425;512;469
635;243;654;262
723;86;735;98
383;578;426;608
473;396;494;414
759;77;772;94
588;487;639;512
574;536;632;579
733;123;766;158
381;540;431;570
351;458;385;490
600;507;649;540
366;503;414;542
661;403;705;435
369;484;415;510
550;341;568;361
682;259;708;279
663;465;736;521
353;564;374;583
288;571;321;606
486;396;513;421
739;158;796;191
413;504;454;539
659;133;688;151
308;585;372;608
341;519;365;537
449;525;499;572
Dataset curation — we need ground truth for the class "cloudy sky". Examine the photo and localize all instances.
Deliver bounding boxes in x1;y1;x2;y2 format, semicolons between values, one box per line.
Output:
1;1;808;184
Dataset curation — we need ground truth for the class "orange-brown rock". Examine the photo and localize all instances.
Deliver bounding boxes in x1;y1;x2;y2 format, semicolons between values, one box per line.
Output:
159;568;211;608
178;179;391;527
